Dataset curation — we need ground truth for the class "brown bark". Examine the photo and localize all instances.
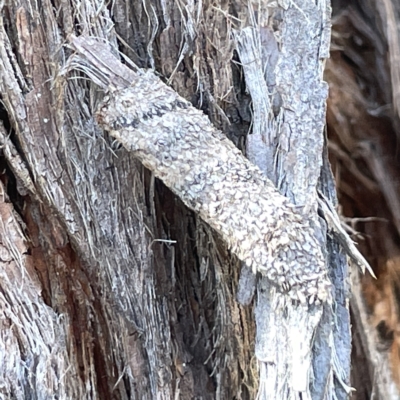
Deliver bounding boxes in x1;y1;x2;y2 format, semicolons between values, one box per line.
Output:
327;0;400;398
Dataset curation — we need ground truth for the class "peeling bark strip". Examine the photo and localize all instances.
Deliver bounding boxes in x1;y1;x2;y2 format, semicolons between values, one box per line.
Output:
68;36;330;304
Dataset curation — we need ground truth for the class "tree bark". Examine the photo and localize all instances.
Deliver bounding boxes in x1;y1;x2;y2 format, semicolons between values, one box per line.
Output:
1;0;394;398
325;0;400;398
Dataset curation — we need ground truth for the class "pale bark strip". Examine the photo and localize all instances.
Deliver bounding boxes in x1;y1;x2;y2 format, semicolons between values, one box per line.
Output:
235;4;334;400
235;2;353;398
67;36;331;306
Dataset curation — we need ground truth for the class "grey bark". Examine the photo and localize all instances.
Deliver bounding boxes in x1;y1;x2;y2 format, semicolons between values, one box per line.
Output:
0;0;368;398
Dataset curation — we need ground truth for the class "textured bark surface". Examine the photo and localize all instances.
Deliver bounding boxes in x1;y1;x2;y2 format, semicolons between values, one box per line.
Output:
327;0;400;398
1;1;259;398
68;34;337;398
3;0;398;398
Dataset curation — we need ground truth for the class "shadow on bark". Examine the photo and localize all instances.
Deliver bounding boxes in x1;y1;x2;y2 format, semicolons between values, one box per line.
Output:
328;0;400;397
